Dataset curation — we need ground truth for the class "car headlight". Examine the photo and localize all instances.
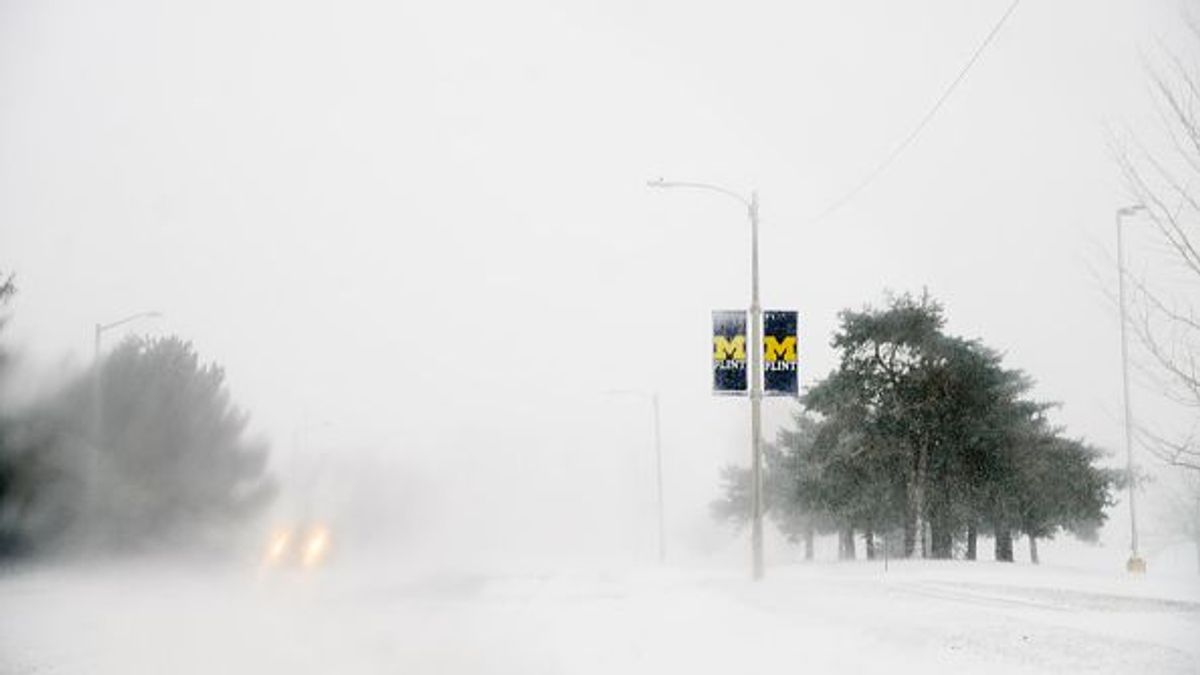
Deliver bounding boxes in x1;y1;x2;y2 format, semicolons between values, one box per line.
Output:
302;525;331;567
264;528;293;566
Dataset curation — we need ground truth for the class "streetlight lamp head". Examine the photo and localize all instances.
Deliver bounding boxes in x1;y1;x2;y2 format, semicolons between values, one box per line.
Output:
1118;205;1146;217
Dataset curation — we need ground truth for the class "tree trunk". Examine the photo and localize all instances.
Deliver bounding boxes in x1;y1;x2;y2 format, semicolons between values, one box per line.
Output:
1029;534;1039;565
995;529;1014;562
889;529;905;559
865;528;876;560
838;527;856;560
966;523;977;561
930;520;953;559
903;517;916;558
906;445;929;559
804;524;815;562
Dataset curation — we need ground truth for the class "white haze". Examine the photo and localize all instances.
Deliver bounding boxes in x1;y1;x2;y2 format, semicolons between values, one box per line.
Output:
1;0;1199;672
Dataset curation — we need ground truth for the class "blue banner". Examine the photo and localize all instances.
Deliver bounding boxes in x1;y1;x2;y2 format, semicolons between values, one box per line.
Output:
763;310;798;396
712;310;747;395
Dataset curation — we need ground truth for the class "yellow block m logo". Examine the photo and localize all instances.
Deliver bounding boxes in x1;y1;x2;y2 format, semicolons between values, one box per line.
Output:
763;335;797;362
713;335;746;361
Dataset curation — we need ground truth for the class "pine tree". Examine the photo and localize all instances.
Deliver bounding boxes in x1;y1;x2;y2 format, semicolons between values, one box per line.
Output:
718;291;1116;564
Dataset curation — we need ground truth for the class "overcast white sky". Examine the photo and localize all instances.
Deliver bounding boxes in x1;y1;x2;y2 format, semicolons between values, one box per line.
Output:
0;0;1191;558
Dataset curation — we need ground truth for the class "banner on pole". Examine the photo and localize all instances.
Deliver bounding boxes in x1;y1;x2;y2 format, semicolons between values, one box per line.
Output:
712;310;747;395
763;310;798;396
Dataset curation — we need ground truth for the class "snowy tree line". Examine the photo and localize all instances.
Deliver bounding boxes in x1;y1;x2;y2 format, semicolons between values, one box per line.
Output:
715;293;1118;563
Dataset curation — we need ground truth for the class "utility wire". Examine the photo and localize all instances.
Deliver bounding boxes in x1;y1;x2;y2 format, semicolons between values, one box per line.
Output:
808;0;1024;224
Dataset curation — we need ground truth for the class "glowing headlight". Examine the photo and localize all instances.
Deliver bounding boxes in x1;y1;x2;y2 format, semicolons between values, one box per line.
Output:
264;529;292;565
302;526;331;567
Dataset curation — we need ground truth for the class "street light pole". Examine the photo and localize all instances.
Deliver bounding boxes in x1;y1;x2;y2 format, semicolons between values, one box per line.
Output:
91;310;164;445
1116;205;1145;573
88;310;163;540
605;388;667;564
748;191;764;581
92;311;163;364
92;311;164;430
648;179;765;580
651;391;666;564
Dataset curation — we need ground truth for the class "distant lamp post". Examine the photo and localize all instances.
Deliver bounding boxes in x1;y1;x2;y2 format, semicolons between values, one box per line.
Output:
1116;205;1146;574
605;389;666;564
91;310;164;444
93;311;164;364
647;178;765;581
87;309;163;537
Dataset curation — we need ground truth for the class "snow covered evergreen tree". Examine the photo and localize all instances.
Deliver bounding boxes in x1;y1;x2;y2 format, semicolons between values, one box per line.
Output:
717;292;1116;562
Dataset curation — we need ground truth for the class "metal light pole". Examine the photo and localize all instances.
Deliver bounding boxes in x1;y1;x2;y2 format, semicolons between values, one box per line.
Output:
606;389;667;563
88;310;163;537
647;179;764;580
1116;205;1146;573
93;311;164;364
92;310;164;443
651;392;665;564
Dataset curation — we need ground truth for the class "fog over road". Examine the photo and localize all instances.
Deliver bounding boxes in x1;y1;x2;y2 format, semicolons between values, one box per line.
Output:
2;558;1197;674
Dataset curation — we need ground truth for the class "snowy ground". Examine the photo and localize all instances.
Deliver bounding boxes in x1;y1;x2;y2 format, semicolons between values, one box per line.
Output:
1;555;1197;674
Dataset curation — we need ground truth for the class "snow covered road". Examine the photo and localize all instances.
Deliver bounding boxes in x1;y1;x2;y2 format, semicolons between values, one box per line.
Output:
1;559;1197;674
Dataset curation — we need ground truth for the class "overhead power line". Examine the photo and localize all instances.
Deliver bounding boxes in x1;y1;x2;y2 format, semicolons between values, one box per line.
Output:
808;0;1024;224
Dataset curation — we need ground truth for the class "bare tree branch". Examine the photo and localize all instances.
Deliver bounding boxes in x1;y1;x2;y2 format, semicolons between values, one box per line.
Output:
1115;27;1200;472
1136;423;1200;471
